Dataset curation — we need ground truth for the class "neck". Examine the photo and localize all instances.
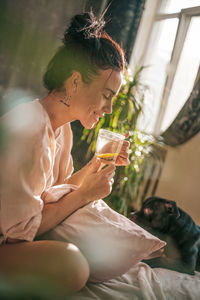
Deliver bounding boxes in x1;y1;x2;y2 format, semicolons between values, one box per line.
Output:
39;91;75;131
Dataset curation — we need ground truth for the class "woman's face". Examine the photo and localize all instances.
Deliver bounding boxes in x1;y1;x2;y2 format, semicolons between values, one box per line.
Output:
72;69;123;129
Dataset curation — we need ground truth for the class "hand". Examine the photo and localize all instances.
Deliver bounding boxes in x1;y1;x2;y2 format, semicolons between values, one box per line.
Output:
78;159;116;204
96;132;131;166
115;132;130;166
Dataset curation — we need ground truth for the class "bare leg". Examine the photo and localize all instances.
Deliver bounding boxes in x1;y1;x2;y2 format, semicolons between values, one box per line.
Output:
0;240;89;298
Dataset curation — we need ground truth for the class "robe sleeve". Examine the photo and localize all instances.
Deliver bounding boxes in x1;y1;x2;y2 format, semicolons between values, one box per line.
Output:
0;107;50;242
57;123;74;182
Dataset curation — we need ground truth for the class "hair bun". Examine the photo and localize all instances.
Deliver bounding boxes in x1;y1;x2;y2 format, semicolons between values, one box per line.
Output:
63;11;105;44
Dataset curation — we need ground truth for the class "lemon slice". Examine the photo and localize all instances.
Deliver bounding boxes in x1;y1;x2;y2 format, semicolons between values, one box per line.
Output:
96;153;119;158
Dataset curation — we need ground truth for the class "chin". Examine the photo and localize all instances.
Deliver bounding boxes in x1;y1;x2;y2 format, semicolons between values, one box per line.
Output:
80;119;97;129
86;123;96;129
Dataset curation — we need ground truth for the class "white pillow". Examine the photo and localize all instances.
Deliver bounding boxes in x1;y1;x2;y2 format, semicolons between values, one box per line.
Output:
48;200;166;283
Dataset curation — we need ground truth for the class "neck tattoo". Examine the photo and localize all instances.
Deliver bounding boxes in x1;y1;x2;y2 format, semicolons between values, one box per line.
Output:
59;99;70;107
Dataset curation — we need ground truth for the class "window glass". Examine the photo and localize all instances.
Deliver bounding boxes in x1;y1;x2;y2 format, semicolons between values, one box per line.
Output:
159;0;200;14
161;16;200;132
138;18;178;133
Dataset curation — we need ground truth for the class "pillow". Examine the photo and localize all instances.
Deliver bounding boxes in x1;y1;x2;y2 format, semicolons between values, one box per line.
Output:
48;200;166;283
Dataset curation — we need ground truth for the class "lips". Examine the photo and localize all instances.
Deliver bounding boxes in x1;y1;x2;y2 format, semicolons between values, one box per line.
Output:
93;112;105;122
93;112;99;122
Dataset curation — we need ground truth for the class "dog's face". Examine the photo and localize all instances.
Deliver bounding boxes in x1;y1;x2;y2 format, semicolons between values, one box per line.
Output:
130;196;180;232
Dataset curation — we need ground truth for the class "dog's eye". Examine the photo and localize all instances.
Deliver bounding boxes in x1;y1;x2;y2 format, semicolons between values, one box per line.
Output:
166;204;173;214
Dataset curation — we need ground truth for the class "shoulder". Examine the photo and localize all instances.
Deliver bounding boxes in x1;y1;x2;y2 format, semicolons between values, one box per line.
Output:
0;100;51;142
57;122;73;153
62;122;73;137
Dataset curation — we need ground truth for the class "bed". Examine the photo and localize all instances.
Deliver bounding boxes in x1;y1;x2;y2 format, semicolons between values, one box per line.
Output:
71;263;200;300
42;198;200;300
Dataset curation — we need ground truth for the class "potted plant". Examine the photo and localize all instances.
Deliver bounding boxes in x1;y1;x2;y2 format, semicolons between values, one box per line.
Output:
75;67;156;216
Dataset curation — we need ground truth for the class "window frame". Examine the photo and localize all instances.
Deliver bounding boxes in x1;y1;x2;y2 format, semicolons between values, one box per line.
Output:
154;5;200;134
129;1;200;135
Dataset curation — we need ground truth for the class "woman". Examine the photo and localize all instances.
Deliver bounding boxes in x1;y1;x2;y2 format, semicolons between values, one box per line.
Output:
0;11;130;295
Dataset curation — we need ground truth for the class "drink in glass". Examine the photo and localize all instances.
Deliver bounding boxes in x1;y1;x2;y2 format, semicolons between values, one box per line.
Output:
95;129;125;163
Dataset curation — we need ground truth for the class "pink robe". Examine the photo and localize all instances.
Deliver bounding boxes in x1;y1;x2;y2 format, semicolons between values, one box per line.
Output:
0;99;76;243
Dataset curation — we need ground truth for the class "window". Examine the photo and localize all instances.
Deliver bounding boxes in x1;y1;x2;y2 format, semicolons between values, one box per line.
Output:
131;0;200;135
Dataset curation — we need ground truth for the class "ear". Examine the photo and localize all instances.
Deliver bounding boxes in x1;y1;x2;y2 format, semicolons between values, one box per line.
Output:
71;71;82;92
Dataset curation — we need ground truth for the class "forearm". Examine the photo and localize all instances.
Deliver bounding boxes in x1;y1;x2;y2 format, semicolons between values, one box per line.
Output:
36;189;85;236
65;164;89;186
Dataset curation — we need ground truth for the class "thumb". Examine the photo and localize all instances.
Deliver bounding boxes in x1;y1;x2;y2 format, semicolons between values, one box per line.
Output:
124;131;130;139
89;157;101;174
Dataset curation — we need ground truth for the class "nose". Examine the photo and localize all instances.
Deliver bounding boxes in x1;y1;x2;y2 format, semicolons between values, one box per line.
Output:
104;101;112;114
129;211;137;222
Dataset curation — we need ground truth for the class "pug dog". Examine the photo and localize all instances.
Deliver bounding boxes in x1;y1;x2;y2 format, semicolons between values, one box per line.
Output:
129;196;200;275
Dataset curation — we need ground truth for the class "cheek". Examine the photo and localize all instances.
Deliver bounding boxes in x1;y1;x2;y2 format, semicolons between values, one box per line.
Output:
77;87;103;118
75;95;94;115
86;99;103;117
85;87;103;106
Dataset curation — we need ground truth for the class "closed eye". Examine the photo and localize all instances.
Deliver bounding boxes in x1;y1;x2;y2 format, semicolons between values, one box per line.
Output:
103;94;111;101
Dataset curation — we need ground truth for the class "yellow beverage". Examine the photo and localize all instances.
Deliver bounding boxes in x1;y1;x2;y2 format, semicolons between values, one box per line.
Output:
95;129;125;163
96;153;119;161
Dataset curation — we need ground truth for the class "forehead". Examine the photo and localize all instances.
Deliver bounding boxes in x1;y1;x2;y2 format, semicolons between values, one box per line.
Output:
92;69;123;93
143;199;163;208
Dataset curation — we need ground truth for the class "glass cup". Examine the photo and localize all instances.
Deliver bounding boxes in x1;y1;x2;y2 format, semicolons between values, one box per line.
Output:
95;129;125;164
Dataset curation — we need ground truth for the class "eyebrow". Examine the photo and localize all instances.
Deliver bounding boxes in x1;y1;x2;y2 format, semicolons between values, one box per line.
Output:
104;88;116;96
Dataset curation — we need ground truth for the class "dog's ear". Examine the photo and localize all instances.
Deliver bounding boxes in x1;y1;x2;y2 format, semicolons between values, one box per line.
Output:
165;201;180;218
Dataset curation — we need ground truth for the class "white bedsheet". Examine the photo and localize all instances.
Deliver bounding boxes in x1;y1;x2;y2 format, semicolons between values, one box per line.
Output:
71;262;200;300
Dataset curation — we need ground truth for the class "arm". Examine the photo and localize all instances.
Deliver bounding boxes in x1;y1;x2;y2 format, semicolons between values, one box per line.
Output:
37;161;115;236
5;190;86;243
5;161;115;243
36;189;86;236
66;132;130;187
65;159;93;187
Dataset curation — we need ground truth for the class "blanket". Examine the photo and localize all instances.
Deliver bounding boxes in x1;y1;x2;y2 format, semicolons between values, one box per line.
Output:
71;262;200;300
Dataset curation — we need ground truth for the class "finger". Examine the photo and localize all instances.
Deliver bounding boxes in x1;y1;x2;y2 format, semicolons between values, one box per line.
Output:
106;169;115;176
124;132;130;139
101;164;116;175
124;131;130;139
87;155;99;168
91;155;98;163
106;171;115;180
120;143;130;154
110;178;114;185
121;140;130;149
97;158;113;165
90;158;101;173
115;157;130;166
118;152;129;159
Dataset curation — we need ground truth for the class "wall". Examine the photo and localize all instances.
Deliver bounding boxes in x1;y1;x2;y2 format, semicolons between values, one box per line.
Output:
155;133;200;225
0;0;103;113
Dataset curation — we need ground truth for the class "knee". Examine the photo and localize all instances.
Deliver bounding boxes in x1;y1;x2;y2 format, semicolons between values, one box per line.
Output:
0;240;89;295
50;242;89;294
64;243;90;293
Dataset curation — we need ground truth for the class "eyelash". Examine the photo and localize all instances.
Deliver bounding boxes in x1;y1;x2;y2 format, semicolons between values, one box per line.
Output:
103;95;111;100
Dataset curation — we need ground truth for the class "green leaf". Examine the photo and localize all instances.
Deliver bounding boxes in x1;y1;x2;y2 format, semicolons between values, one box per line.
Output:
128;99;134;121
118;100;129;121
76;65;154;216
